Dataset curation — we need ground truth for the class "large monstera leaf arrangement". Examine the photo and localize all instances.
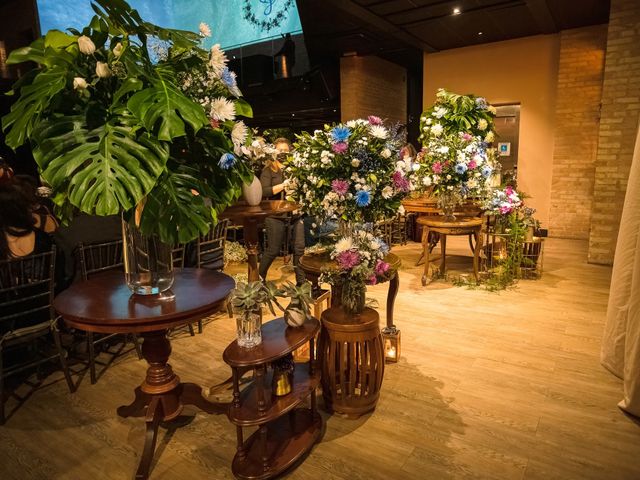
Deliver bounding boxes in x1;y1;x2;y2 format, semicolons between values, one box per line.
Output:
1;0;253;244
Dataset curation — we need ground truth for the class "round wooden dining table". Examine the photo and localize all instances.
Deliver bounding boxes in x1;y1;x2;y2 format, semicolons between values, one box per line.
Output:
53;268;234;480
221;200;299;282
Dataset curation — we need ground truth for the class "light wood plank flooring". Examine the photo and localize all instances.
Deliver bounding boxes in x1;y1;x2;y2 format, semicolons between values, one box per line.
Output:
1;237;639;479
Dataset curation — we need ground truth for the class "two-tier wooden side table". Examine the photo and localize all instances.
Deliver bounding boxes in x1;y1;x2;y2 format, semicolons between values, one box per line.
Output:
222;317;323;480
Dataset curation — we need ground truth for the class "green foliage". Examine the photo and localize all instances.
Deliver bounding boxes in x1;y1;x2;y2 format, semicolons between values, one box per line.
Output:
1;0;250;245
230;281;284;317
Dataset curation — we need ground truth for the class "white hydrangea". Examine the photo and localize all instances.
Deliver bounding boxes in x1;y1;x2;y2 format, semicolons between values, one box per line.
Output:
431;124;443;136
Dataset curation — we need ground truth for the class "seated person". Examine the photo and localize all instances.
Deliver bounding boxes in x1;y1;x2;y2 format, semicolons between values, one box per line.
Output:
12;175;58;233
258;138;306;285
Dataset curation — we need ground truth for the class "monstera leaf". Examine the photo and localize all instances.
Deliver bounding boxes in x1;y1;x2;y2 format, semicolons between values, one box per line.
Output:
32;116;168;216
139;166;212;244
128;76;209;141
2;67;68;149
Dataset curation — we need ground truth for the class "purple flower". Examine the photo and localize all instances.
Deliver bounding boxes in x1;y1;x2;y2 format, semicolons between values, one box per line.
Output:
368;115;383;125
332;141;348;154
331;179;349;196
336;250;361;270
375;259;390;276
367;274;378;285
392;171;410;192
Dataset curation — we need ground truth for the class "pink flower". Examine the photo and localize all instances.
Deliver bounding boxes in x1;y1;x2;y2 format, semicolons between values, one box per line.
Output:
462;133;473;142
331;179;349;196
336;250;361;270
375;260;390;276
368;115;383;126
499;205;512;215
392;171;410;192
367;274;378;285
468;160;477;169
332;141;348;154
432;162;443;174
505;186;514;196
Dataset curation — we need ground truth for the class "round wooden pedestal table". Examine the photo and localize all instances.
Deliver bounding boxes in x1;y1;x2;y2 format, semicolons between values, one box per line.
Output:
417;216;483;286
53;269;234;480
318;306;384;417
221;200;299;282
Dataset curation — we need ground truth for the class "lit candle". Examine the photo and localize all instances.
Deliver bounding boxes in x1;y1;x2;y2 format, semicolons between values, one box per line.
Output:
387;346;396;359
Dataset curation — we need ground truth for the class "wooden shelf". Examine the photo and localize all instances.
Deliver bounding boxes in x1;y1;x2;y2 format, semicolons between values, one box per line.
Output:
232;409;322;480
223;317;320;368
228;363;321;427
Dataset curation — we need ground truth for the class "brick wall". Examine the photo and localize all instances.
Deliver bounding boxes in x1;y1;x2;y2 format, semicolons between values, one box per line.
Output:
341;55;407;123
589;0;640;264
549;25;607;239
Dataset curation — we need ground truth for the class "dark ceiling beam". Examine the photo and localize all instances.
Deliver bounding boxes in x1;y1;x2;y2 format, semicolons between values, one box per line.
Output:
397;0;526;28
320;0;438;52
526;0;557;33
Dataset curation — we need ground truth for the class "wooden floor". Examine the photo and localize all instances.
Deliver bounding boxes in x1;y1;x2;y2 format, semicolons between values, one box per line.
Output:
2;238;640;479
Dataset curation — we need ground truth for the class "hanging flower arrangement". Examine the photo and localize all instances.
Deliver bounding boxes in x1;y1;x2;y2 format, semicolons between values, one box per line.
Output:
285;118;416;224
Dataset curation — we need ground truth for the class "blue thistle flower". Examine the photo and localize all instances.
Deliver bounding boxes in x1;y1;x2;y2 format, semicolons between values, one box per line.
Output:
455;163;468;174
331;126;351;143
475;97;488;110
355;190;371;207
218;152;236;170
481;165;493;177
221;67;237;90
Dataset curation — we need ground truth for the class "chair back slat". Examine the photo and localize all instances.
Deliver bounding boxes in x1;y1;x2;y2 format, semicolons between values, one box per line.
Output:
0;248;55;334
76;239;124;280
197;219;229;271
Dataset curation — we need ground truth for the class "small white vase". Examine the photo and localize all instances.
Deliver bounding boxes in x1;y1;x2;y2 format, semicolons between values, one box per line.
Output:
242;176;262;206
284;306;307;327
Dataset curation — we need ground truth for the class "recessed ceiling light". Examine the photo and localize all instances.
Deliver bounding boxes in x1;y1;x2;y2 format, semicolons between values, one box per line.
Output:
453;7;461;15
478;31;483;35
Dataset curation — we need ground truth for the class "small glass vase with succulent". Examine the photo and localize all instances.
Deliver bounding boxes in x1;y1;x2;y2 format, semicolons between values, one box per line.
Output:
229;281;283;348
321;229;392;314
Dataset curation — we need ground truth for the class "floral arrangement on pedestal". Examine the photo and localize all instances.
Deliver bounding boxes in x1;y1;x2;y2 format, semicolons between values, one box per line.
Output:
479;185;543;290
416;89;500;218
286;117;416;224
320;229;392;314
1;0;253;244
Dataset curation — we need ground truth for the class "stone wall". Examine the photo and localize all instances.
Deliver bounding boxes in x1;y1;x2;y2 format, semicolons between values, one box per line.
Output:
341;55;407;124
589;0;640;264
549;25;607;239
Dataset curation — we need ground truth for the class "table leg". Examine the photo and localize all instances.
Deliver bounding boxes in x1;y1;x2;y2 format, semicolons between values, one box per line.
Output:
386;272;399;328
440;234;447;277
422;226;431;286
416;227;427;266
243;218;260;282
119;330;227;479
135;397;163;480
473;228;482;283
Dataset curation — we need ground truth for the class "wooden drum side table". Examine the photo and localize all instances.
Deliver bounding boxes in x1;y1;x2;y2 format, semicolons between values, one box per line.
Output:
53;269;234;480
299;252;401;330
318;307;384;418
221;200;299;282
417;216;483;286
223;317;322;480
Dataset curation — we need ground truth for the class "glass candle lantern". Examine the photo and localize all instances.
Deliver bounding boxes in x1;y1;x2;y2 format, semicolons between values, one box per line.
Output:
381;326;401;363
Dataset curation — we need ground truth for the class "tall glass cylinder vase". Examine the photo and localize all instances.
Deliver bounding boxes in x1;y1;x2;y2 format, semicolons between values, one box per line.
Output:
122;214;174;295
341;280;366;315
438;190;460;222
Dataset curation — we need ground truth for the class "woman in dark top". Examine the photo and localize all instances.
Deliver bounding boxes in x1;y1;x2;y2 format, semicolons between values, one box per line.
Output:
258;138;306;285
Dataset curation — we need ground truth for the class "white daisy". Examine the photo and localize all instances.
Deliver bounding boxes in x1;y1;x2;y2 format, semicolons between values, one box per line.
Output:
231;121;248;154
199;22;211;37
369;125;388;139
210;97;236;122
209;44;228;77
334;237;353;253
381;185;394;199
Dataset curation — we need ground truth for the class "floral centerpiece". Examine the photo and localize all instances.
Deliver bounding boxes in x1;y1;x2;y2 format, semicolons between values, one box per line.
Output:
239;134;277;176
1;0;253;245
286;117;416;224
419;88;497;145
321;229;392;314
416;89;500;219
